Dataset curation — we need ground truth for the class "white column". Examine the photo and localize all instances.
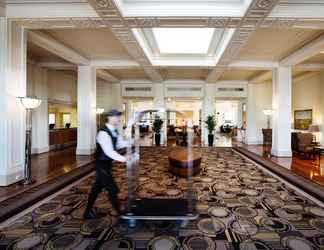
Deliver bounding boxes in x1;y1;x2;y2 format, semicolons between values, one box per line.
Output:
28;65;49;154
246;83;259;144
0;19;27;186
236;100;244;141
272;67;292;157
203;84;215;145
153;83;165;109
76;66;97;155
321;72;324;145
125;99;132;123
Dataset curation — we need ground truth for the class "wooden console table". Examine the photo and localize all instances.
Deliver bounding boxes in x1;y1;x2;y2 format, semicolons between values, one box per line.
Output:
49;128;77;150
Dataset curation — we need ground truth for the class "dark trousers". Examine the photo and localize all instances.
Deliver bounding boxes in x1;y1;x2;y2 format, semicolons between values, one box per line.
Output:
85;160;120;212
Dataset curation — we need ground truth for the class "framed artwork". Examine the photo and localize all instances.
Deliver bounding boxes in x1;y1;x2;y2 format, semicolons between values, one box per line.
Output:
294;109;312;130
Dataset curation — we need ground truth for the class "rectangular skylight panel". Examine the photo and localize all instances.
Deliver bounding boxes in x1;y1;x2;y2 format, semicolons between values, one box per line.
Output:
152;28;215;54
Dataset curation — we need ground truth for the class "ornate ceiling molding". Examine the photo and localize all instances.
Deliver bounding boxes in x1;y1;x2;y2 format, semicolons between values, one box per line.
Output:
85;0;163;82
206;0;280;82
13;17;324;30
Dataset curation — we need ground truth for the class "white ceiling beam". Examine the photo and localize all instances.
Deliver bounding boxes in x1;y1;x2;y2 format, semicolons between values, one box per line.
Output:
28;30;89;65
36;62;76;70
7;2;98;18
90;59;141;69
228;60;279;70
294;63;324;71
294;71;321;83
249;71;272;83
97;69;119;83
215;80;249;85
281;33;324;66
270;3;324;19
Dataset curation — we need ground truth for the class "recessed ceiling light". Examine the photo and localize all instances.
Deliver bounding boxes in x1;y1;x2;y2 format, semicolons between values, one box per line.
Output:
152;28;214;54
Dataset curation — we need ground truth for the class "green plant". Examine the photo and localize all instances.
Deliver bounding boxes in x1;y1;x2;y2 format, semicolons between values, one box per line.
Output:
204;115;216;134
152;116;163;134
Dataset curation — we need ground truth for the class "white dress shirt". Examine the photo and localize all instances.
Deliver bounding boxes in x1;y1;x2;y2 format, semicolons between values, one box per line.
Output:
96;123;129;162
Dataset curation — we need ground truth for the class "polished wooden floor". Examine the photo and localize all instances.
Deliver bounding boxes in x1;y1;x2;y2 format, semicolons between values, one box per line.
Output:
0;147;95;203
240;144;324;187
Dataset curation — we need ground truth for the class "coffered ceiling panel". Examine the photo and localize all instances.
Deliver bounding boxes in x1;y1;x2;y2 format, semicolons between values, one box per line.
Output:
238;28;322;61
45;28;131;60
28;42;68;63
106;69;149;80
160;69;209;80
218;69;262;81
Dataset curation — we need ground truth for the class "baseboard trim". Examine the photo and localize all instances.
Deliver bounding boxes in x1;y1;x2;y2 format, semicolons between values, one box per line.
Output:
32;146;50;155
76;147;96;155
271;148;292;157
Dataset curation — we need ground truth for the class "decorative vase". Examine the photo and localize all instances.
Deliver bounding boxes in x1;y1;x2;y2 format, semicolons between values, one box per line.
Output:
155;133;161;146
208;134;214;147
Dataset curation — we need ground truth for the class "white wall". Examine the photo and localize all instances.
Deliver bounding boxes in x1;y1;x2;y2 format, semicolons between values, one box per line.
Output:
292;73;322;126
292;72;324;144
246;81;272;144
47;70;77;105
96;80;113;111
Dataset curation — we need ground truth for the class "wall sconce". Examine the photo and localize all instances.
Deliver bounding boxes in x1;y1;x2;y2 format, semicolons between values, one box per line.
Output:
17;96;42;185
263;109;273;129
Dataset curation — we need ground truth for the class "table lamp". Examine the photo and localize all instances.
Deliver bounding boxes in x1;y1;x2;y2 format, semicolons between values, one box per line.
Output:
309;124;320;144
18;96;42;185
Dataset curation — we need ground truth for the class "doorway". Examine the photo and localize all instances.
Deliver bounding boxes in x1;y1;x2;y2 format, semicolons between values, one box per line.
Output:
215;100;246;147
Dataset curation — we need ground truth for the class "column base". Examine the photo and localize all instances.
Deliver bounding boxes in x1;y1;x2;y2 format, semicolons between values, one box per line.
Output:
76;146;96;155
271;148;292;157
0;168;24;186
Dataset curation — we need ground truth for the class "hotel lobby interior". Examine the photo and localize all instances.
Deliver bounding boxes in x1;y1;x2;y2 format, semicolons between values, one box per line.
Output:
2;0;324;249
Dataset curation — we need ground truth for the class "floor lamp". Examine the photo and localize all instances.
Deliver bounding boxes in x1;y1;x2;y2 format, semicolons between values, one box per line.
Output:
18;96;42;185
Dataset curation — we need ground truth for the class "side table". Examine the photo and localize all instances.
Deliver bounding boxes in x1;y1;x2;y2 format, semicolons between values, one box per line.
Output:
313;146;324;166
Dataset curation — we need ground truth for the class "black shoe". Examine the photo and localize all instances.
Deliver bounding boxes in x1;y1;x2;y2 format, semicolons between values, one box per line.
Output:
83;209;96;220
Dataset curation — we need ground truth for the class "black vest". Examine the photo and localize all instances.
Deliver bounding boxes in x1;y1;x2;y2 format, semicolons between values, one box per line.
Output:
96;127;118;162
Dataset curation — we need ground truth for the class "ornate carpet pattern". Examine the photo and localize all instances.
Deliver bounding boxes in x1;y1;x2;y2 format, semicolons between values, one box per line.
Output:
1;147;324;249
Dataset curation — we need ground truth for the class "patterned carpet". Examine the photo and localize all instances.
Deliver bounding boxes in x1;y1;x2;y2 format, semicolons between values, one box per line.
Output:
1;147;324;249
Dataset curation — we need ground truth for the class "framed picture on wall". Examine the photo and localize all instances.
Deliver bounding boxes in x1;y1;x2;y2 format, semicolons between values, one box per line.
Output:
294;109;312;130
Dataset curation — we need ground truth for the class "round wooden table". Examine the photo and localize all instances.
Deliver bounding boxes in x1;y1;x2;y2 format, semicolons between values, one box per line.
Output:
169;148;202;177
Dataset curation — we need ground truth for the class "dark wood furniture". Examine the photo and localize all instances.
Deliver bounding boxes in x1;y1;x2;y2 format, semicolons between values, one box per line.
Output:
49;128;77;150
262;129;272;157
297;133;314;159
169;149;202;177
314;146;324;166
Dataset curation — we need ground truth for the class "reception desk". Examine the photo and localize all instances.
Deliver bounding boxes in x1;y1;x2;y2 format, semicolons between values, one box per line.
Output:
49;128;77;150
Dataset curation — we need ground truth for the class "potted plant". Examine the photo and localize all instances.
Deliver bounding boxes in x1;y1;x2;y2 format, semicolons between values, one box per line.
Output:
204;115;216;147
152;116;164;146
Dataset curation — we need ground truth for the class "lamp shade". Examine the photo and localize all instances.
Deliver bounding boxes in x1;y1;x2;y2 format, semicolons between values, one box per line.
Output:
263;109;273;116
309;124;320;132
18;97;42;109
96;108;105;114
